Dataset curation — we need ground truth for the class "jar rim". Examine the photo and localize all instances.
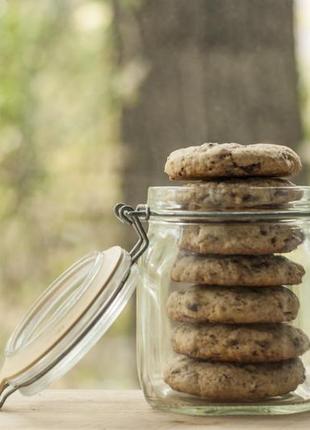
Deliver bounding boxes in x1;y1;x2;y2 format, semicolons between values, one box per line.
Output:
146;184;310;220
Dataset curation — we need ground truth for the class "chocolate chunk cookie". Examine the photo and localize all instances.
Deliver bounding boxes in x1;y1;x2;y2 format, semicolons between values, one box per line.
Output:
165;143;302;179
166;178;302;210
179;223;304;255
167;286;299;324
164;356;305;401
171;323;310;363
171;254;305;286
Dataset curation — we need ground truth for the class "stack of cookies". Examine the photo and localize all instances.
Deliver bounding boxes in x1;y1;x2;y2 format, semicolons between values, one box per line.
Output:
163;143;310;402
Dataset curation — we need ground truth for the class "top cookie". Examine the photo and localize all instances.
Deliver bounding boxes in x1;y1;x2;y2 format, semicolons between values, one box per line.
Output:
165;143;302;179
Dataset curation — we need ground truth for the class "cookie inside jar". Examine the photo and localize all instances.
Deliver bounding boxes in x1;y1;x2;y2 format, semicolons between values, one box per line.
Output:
163;142;310;402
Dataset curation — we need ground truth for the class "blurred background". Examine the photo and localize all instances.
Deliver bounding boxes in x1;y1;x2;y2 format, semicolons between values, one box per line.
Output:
0;0;309;389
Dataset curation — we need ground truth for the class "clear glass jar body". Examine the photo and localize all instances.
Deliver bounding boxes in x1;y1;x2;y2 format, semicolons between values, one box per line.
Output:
136;185;310;416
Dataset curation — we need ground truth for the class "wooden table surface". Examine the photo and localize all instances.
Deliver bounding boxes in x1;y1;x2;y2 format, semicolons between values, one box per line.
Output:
1;390;310;430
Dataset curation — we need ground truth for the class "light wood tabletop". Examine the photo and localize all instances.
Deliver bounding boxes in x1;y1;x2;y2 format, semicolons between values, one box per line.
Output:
1;389;310;430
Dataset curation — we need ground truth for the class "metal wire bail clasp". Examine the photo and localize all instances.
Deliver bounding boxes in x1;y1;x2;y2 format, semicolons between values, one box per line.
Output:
114;203;149;264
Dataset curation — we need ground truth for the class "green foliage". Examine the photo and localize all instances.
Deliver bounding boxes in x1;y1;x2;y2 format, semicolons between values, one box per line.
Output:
0;0;137;388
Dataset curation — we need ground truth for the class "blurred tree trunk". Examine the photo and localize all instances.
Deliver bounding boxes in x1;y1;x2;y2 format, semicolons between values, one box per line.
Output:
112;0;303;206
112;0;302;387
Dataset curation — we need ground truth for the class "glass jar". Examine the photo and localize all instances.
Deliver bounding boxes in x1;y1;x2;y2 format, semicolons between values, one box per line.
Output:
136;183;310;415
1;182;310;416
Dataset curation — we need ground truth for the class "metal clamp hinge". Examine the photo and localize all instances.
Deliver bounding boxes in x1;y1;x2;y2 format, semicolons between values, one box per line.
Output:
114;203;149;264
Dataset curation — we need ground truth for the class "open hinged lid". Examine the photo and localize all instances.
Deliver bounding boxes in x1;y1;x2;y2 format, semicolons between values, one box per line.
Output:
0;204;148;408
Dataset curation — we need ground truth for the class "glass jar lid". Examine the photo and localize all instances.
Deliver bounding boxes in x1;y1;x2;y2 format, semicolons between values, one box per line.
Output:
0;204;148;408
